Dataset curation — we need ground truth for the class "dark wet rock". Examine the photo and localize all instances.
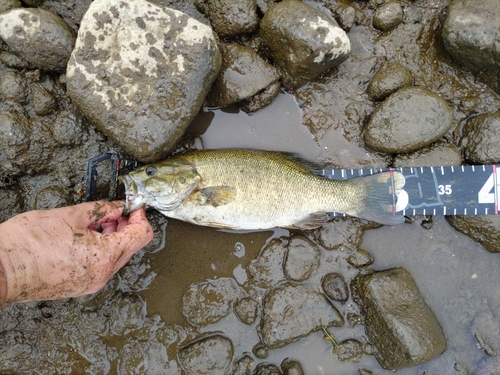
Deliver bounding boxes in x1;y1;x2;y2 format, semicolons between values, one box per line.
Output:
472;310;500;356
367;62;413;101
178;334;233;375
372;0;403;31
260;0;350;89
206;43;280;107
204;0;258;38
252;343;269;359
182;277;243;326
233;296;259;325
32;84;57;116
259;282;343;350
393;142;462;167
107;293;146;336
233;354;254;375
313;217;366;251
51;110;85;146
240;81;281;114
248;237;287;289
0;51;31;69
284;235;320;282
35;0;93;33
346;249;374;268
34;186;71;210
329;1;358;31
66;0;221;163
0;110;29;166
332;339;363;362
322;272;349;303
0;71;27;103
0;8;75;72
0;0;21;13
446;216;500;253
364;86;454;153
461;111;500;164
351;268;446;370
252;363;282;375
281;359;304;375
0;188;22;223
442;0;500;94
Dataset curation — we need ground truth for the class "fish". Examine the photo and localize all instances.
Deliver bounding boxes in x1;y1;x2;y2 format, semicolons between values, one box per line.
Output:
118;149;405;230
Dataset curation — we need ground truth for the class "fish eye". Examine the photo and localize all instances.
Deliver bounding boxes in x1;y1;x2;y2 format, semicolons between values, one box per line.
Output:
146;166;157;176
179;177;186;184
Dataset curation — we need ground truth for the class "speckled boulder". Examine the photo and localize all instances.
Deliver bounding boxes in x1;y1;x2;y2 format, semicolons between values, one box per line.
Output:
260;0;350;89
0;8;75;71
461;111;500;164
364;86;454;153
66;0;221;162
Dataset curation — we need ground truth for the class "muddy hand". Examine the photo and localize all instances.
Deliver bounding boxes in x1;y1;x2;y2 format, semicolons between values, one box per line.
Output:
0;201;153;306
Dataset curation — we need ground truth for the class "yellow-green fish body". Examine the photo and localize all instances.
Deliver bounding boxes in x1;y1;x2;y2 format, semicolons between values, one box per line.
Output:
120;149;405;229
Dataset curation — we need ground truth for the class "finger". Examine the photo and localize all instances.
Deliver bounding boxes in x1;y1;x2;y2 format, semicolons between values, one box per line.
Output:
101;222;117;234
83;201;126;227
116;216;129;232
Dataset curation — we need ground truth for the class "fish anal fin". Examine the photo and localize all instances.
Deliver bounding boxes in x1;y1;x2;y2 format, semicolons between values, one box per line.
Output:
189;186;236;207
286;212;330;230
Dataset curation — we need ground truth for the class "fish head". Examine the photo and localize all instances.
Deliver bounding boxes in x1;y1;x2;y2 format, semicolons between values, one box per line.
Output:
119;160;201;214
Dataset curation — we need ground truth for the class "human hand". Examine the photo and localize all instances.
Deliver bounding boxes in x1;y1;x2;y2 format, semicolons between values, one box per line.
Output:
0;201;153;306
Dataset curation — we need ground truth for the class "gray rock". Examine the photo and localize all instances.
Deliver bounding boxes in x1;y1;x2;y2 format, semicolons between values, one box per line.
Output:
248;237;287;289
0;110;29;164
393;142;462;167
472;309;500;356
252;363;282;375
182;277;243;326
0;51;31;69
364;86;454;153
66;0;221;163
259;282;343;350
461;111;500;164
0;188;23;223
367;62;413;101
240;81;281;114
372;0;403;31
0;0;21;13
284;235;320;282
51;110;84;146
0;71;27;103
281;359;304;375
332;339;363;362
206;0;259;38
32;84;57;116
0;8;75;71
351;268;446;370
233;354;254;375
233;296;259;325
178;334;233;375
313;217;366;251
446;215;500;253
346;249;374;268
206;43;280;107
322;272;349;303
252;343;269;359
442;0;500;94
107;293;146;336
34;186;71;210
260;0;350;89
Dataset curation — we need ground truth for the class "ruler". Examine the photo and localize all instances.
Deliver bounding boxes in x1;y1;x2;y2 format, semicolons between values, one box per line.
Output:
321;165;500;217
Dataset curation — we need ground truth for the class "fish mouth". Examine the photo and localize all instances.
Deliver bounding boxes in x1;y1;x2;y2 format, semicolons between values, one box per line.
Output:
118;175;144;215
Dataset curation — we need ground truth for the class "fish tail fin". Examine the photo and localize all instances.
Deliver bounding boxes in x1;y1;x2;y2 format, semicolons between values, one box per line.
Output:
348;171;406;225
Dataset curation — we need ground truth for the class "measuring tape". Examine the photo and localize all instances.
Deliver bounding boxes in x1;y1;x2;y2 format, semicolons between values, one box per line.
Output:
322;165;500;218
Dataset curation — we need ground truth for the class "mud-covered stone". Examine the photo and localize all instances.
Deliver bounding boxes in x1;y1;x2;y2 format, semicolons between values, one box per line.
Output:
0;8;75;71
346;249;374;268
252;363;282;375
206;43;279;107
0;71;27;103
393;142;462;167
281;359;304;375
367;62;412;101
252;343;269;359
284;235;320;282
351;268;446;370
233;354;254;375
66;0;221;163
322;273;349;303
0;110;30;165
461;111;500;164
117;339;170;375
313;217;365;250
364;86;454;153
0;51;31;69
442;0;500;94
372;0;403;31
240;81;281;114
446;215;500;253
178;334;233;375
260;0;350;89
260;282;343;349
332;339;363;362
0;188;23;222
205;0;258;38
248;237;287;288
182;277;243;326
107;293;146;336
233;296;259;325
32;84;57;116
51;110;85;146
472;309;500;356
34;186;71;210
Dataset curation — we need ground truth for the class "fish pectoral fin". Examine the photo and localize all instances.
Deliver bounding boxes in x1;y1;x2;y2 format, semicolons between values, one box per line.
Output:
190;186;236;207
285;212;330;230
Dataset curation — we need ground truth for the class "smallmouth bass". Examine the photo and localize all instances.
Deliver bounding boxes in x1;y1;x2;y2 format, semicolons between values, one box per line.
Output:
119;149;405;229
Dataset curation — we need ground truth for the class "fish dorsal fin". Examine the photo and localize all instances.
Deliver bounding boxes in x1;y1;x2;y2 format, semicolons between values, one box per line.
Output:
285;212;330;230
276;152;329;176
189;186;237;207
